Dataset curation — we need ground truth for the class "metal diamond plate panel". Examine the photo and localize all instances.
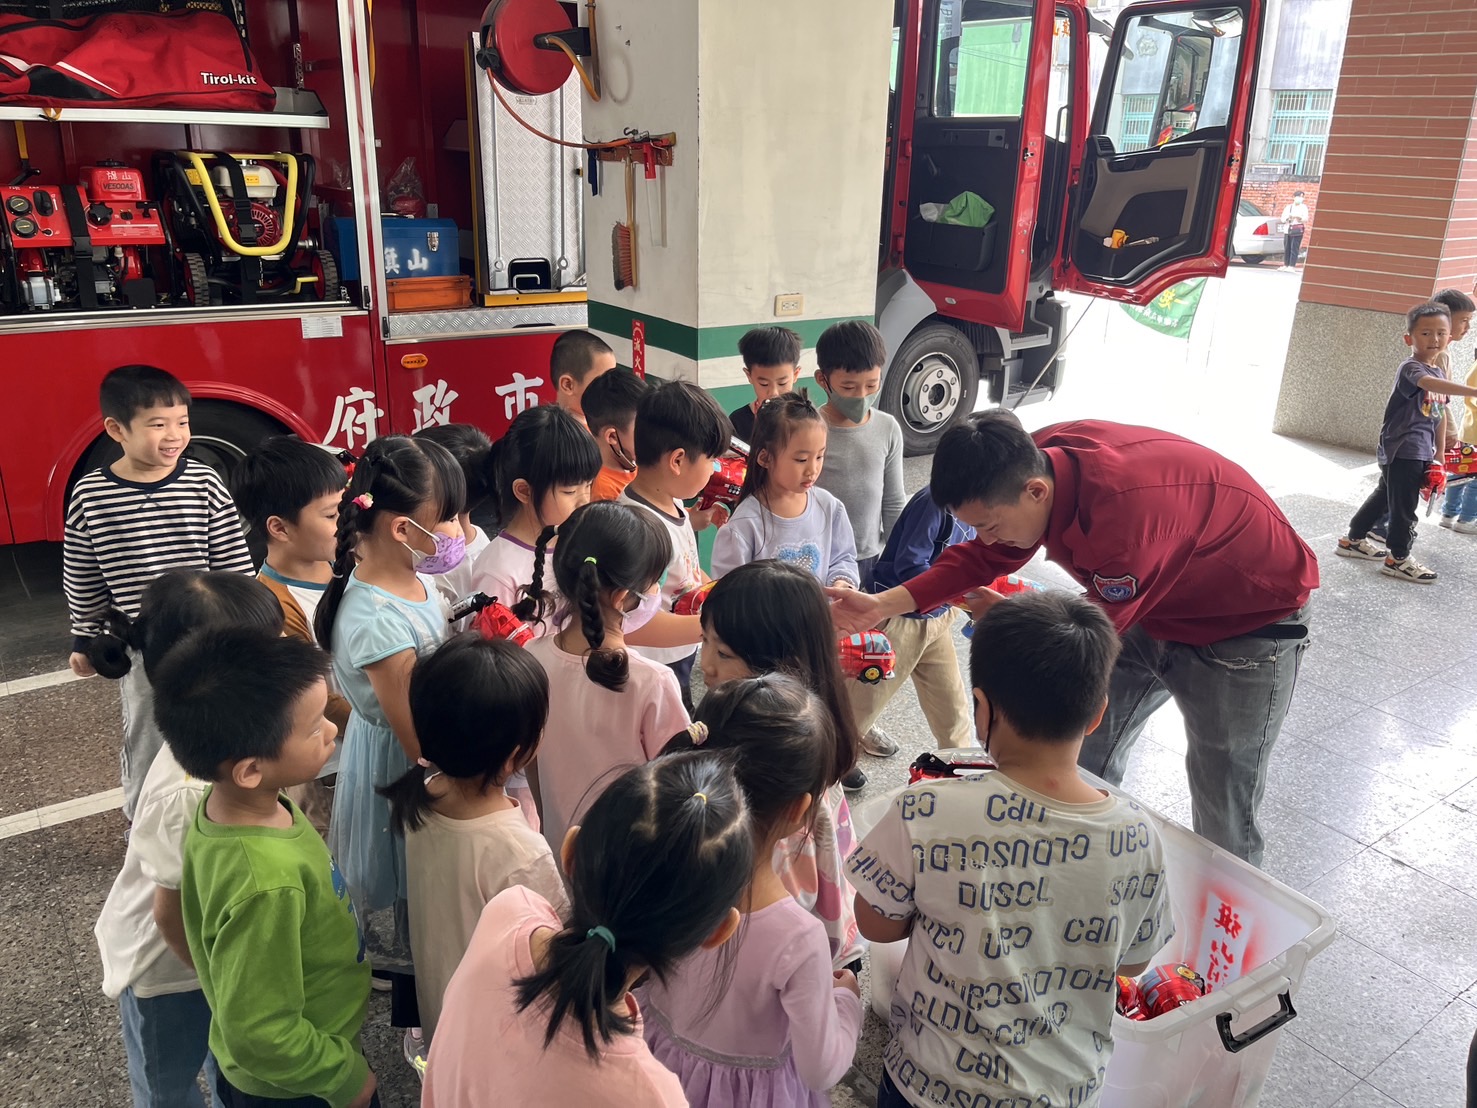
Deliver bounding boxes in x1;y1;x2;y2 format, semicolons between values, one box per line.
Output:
387;301;589;339
473;36;585;294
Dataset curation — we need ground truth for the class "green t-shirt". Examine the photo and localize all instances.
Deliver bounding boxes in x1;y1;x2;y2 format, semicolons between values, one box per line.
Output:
182;791;371;1108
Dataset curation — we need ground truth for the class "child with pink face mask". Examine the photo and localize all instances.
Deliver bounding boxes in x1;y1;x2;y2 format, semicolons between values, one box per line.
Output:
523;500;691;854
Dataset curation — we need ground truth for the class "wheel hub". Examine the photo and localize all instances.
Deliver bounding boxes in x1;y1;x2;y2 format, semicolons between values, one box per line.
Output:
899;354;963;433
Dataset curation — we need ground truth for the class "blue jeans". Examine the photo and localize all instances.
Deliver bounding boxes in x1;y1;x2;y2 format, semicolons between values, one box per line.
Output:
119;987;223;1108
1078;606;1312;867
877;1070;911;1108
1442;479;1477;522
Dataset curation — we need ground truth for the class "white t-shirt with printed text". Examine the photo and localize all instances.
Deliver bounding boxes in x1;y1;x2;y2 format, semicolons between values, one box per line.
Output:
849;774;1172;1108
621;488;703;665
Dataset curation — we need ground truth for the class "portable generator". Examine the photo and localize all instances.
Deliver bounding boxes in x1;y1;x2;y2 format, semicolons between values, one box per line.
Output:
0;162;165;313
153;150;340;306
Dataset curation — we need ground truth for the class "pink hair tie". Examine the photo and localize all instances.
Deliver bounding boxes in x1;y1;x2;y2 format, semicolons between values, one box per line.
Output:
353;493;374;509
416;757;431;768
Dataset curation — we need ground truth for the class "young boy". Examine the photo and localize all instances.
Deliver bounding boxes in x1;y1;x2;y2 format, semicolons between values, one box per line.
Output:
849;591;1172;1108
813;320;905;754
155;626;378;1108
621;380;732;708
550;330;618;426
848;485;976;754
64;364;254;820
1338;302;1477;583
232;435;355;831
728;326;802;442
581;367;649;501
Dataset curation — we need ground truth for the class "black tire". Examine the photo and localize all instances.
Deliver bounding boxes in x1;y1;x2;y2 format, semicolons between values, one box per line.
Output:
311;250;342;302
70;400;287;501
1239;253;1269;266
182;252;219;306
880;321;981;456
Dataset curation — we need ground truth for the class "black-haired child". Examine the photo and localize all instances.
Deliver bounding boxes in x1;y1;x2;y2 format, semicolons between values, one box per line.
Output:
94;570;284;1108
696;560;867;960
551;329;618;426
232;434;354;829
583;367;650;502
380;634;567;1044
524;500;690;854
1338;301;1477;583
621;379;732;707
646;675;864;1106
313;433;465;1062
65;364;254;819
850;592;1173;1108
157;627;377;1108
424;753;752;1107
413;422;495;610
729;326;803;442
711;391;859;590
470;404;600;636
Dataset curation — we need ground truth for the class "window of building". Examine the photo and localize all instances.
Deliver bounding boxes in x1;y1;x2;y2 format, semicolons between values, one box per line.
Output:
1267;89;1333;177
1117;92;1157;151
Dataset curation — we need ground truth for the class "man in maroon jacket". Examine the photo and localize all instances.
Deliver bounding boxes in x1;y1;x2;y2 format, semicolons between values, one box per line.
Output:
828;411;1318;865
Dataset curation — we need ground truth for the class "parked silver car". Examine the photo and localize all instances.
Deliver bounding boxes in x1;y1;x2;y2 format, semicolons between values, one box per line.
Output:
1232;199;1286;264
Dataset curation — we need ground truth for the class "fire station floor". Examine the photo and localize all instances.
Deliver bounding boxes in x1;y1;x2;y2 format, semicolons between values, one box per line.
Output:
3;268;1476;1107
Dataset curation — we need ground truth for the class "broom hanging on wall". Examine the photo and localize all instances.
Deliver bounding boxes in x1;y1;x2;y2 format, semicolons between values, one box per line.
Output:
613;155;637;290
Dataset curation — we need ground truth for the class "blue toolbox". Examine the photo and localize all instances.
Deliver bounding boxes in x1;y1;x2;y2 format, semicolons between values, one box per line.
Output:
325;217;460;282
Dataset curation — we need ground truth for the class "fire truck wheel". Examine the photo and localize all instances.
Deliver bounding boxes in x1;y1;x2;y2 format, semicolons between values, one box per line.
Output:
182;253;219;307
70;400;286;503
881;322;981;457
312;250;342;301
861;665;883;685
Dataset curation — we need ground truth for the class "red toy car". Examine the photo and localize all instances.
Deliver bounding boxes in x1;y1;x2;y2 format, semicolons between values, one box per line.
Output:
672;580;716;616
957;574;1047;638
907;748;997;784
838;630;896;684
1138;963;1207;1017
693;438;750;526
449;592;535;647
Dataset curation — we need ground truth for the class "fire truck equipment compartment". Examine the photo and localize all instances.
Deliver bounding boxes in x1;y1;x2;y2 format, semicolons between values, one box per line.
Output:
326;217;460;283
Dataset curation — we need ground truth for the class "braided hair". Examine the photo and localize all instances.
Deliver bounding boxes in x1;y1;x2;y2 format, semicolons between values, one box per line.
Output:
313;435;466;652
512;524;558;626
515;752;752;1058
549;501;670;691
736;389;823;507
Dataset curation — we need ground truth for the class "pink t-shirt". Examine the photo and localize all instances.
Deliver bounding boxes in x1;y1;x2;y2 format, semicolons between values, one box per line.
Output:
526;634;690;853
424;887;686;1108
642;896;864;1107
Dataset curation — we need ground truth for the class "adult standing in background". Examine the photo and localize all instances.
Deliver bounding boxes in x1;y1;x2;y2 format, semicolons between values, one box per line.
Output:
1280;189;1310;271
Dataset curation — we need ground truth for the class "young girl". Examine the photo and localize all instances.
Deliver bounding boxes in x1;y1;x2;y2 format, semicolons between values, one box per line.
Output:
92;570;285;1106
414;422;494;614
524;499;690;853
645;675;865;1106
697;560;865;972
470;404;601;634
711;392;859;587
423;752;753;1108
313;433;465;1047
380;633;568;1044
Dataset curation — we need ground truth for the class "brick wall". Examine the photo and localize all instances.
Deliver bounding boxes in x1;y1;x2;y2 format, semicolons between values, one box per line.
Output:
1297;0;1477;313
1241;179;1322;224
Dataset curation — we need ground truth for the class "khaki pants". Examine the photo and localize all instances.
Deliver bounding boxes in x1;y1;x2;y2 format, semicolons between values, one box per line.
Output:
848;611;973;749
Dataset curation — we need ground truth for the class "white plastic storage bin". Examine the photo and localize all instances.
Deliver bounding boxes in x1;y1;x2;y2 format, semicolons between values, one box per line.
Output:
857;769;1335;1108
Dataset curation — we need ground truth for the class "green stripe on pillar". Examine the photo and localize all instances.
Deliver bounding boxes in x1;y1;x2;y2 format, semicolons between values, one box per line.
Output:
588;302;871;359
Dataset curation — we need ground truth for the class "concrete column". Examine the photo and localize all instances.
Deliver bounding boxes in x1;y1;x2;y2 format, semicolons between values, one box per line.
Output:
581;0;893;409
1273;0;1477;450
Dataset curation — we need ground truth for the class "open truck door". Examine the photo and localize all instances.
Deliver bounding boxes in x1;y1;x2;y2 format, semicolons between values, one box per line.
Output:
1057;0;1263;301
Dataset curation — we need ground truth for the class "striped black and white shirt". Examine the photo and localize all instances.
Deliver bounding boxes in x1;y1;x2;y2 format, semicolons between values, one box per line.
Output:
63;458;254;648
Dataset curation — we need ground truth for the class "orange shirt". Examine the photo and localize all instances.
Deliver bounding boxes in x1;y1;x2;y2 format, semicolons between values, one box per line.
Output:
592;465;636;501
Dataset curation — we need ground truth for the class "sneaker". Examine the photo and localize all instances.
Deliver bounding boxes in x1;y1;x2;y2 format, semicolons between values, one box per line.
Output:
1336;536;1387;560
370;971;392;993
404;1028;428;1082
1367;526;1388;544
1440;516;1457;530
842;766;868;792
1380;556;1438;583
1454;519;1477;534
860;727;900;758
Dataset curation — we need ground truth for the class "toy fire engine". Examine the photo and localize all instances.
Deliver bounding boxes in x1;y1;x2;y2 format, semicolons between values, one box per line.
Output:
693;436;750;525
449;592;535;647
0;162;166;312
672;580;716;616
839;630;896;684
908;748;997;784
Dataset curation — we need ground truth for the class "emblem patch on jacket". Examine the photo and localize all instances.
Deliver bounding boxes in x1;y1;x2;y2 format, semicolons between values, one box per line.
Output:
1092;573;1138;603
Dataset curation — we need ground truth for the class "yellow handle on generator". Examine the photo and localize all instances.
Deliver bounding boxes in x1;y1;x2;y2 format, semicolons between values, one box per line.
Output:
177;151;299;257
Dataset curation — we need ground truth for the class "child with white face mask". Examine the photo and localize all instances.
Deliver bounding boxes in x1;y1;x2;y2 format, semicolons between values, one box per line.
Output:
523;501;690;855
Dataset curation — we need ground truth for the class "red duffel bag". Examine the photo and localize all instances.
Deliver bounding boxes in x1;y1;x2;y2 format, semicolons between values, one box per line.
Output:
0;9;275;110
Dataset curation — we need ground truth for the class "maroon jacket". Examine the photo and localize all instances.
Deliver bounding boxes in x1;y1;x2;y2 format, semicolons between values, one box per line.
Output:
903;421;1318;645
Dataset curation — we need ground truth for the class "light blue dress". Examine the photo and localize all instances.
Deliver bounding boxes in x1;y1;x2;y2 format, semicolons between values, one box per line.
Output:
328;569;448;970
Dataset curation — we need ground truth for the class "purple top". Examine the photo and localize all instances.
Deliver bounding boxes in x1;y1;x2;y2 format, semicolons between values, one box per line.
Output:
641;897;864;1108
1379;357;1446;465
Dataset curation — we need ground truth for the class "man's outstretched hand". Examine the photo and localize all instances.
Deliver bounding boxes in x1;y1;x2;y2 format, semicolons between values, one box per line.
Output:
825;587;886;634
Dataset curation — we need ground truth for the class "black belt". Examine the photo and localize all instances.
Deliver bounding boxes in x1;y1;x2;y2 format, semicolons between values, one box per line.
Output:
1243;621;1309;641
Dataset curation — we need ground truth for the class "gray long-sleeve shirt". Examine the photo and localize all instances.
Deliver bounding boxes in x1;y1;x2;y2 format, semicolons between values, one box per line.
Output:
815;410;906;560
711;487;859;586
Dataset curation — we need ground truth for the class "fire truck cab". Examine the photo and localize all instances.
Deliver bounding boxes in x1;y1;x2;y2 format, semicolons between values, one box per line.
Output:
878;0;1264;452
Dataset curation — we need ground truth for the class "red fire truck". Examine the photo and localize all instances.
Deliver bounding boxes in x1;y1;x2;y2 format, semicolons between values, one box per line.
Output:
878;0;1263;451
0;0;1263;542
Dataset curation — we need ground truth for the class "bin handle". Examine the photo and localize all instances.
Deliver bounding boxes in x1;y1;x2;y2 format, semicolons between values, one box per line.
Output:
1216;991;1296;1054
